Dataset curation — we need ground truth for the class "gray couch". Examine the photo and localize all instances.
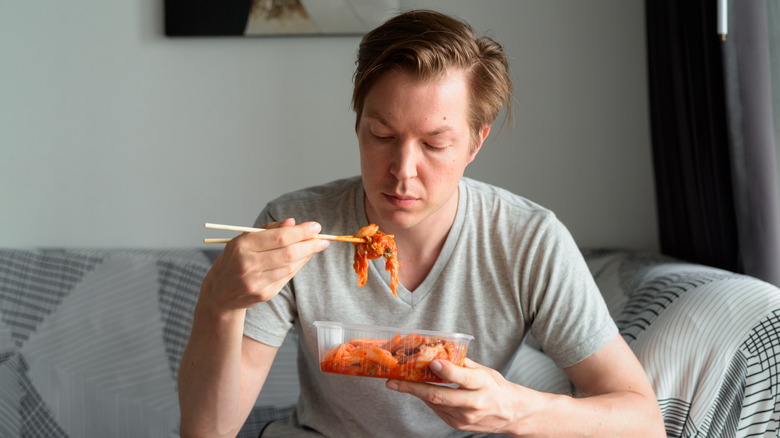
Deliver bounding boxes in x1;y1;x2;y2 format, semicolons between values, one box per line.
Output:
0;248;778;437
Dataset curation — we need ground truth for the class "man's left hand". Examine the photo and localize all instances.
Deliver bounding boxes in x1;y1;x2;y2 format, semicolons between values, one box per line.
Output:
386;358;541;435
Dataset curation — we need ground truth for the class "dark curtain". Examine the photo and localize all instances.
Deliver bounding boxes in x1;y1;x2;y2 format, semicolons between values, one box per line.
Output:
645;0;739;271
646;0;780;287
722;0;780;286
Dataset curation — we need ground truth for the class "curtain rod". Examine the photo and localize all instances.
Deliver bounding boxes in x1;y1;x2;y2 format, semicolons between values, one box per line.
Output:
718;0;728;41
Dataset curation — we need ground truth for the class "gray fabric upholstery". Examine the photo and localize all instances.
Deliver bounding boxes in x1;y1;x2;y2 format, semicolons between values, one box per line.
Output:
583;248;780;438
0;249;289;437
1;248;779;437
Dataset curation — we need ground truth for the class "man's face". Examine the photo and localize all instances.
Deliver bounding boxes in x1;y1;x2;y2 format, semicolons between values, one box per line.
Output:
357;68;486;232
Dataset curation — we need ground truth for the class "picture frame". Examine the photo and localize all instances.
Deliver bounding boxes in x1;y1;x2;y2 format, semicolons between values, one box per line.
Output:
165;0;400;37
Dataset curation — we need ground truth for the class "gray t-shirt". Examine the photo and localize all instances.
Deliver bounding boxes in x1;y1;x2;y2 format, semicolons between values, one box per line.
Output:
244;176;617;438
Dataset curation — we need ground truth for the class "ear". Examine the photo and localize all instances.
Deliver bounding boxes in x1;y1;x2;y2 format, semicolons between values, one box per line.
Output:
467;125;491;163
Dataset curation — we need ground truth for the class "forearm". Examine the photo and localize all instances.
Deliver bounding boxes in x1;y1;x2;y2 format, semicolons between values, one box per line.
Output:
178;300;248;438
511;389;665;437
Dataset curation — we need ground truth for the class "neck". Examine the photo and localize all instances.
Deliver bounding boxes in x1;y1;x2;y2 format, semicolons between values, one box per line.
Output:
365;187;459;291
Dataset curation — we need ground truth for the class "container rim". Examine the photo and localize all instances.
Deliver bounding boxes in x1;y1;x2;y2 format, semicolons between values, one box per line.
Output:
313;320;474;341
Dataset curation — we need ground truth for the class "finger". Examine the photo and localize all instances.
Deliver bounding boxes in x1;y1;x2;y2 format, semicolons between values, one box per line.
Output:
263;247;317;283
239;237;327;274
386;379;435;399
428;359;485;391
275;218;297;228
237;221;323;253
258;218;296;230
264;220;332;258
234;256;312;305
462;357;479;368
386;378;466;409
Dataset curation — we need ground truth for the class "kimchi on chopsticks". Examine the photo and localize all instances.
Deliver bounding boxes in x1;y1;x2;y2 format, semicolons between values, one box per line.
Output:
352;224;400;297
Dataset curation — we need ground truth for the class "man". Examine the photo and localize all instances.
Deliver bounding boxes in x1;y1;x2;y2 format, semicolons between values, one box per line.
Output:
178;10;665;437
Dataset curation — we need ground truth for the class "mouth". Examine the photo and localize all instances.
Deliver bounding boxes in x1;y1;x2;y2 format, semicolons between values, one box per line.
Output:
384;193;418;208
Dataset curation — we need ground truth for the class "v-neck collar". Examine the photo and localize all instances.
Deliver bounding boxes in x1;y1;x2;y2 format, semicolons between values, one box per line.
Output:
354;179;468;306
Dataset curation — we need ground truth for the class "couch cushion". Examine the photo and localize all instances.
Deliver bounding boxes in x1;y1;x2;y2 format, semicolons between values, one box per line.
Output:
582;248;780;437
0;249;212;438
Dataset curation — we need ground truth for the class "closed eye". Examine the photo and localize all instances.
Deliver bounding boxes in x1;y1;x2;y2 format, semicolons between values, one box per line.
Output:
424;143;448;151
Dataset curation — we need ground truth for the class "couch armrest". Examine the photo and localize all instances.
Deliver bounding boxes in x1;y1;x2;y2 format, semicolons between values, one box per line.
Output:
583;248;780;438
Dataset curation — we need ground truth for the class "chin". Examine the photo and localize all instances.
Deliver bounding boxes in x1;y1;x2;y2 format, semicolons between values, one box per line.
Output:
371;208;417;230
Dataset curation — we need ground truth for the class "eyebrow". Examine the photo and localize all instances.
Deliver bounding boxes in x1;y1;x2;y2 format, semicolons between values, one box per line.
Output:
365;110;456;137
426;125;455;136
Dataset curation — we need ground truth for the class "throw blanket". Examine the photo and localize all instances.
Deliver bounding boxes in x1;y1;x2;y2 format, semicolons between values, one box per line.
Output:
583;249;780;438
0;248;302;438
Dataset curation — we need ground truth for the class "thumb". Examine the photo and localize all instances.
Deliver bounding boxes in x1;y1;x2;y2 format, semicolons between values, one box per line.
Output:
430;358;484;389
428;359;459;381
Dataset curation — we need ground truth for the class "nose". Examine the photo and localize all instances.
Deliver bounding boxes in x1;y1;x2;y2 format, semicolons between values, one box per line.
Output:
389;140;418;180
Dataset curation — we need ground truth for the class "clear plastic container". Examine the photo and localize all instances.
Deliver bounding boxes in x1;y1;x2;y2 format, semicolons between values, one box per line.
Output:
313;321;473;383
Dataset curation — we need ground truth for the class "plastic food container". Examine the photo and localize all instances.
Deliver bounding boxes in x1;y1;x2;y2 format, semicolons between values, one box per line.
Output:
313;321;473;383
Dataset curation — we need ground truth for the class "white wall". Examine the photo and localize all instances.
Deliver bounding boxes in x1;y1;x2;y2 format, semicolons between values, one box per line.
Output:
0;1;659;251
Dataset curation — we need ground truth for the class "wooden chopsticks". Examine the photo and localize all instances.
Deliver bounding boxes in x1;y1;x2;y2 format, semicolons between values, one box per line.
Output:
203;223;367;244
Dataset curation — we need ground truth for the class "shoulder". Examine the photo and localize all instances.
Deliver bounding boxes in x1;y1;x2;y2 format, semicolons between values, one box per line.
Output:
269;176;360;204
458;178;577;261
461;177;559;227
257;176;361;229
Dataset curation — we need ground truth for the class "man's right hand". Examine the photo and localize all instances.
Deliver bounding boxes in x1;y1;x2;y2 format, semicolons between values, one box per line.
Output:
199;218;330;313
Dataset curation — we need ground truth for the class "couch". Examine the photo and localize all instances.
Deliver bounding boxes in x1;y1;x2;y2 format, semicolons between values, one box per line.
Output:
0;247;778;437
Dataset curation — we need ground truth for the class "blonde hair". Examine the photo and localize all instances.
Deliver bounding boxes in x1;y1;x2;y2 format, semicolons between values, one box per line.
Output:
352;10;513;148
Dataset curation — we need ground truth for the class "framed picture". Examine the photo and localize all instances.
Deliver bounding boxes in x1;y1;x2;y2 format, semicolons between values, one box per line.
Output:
165;0;400;37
